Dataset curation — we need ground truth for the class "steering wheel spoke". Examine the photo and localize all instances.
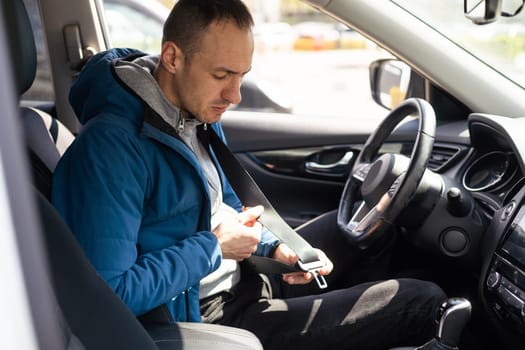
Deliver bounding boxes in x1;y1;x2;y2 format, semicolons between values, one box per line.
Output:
347;193;392;240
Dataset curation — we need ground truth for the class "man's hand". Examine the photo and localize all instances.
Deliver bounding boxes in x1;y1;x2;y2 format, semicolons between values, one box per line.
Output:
212;205;264;261
273;244;333;285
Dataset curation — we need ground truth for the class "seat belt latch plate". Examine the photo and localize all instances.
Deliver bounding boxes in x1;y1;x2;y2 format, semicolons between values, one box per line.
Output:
296;260;328;290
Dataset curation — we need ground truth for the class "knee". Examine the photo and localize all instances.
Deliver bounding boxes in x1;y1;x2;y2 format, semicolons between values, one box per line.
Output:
420;280;447;300
404;278;447;308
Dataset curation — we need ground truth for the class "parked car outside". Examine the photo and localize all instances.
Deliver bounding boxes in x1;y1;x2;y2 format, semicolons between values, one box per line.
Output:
103;0;168;53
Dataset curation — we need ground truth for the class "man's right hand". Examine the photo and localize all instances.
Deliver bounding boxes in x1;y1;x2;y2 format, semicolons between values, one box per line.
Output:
212;205;264;261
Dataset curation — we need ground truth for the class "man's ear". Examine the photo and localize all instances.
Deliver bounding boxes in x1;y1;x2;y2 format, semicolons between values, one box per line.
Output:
160;41;182;74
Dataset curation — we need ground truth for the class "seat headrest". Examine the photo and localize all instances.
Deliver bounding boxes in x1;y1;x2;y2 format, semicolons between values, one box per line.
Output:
4;0;37;96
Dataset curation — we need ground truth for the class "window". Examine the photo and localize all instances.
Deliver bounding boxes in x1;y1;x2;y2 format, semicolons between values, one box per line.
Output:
102;0;391;120
103;0;166;53
395;0;525;90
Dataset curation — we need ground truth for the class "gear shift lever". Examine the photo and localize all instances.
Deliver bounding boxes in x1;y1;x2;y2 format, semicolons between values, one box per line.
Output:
435;298;471;348
416;297;471;350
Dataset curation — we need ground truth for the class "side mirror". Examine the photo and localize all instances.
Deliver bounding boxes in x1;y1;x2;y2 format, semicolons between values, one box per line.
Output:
369;59;411;110
464;0;502;24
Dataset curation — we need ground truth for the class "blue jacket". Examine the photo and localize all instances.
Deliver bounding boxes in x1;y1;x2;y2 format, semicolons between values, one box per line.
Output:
52;48;279;322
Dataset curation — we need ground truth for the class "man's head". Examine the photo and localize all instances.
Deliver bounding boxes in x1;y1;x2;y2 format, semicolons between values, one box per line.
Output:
155;0;254;124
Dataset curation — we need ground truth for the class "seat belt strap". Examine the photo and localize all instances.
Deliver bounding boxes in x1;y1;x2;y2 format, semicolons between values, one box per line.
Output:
141;107;326;287
204;126;327;289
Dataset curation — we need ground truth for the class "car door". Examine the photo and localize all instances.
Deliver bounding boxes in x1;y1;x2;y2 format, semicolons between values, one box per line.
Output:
220;111;381;227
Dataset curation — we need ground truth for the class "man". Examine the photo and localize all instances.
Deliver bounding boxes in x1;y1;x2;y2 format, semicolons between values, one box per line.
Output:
52;0;446;349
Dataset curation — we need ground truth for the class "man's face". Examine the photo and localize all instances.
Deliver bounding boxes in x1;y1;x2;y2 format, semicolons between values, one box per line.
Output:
170;20;254;124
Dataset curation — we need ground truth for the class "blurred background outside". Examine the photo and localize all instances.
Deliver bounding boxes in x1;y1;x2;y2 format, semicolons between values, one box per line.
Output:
103;0;390;121
24;0;525;122
103;0;525;120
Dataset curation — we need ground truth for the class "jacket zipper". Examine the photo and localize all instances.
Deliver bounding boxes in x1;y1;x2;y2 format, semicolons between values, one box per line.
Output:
177;113;185;134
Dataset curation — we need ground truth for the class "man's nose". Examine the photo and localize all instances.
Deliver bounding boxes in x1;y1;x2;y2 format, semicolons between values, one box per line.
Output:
222;78;242;105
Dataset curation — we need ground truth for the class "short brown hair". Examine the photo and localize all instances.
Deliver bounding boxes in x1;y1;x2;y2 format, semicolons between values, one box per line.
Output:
163;0;254;60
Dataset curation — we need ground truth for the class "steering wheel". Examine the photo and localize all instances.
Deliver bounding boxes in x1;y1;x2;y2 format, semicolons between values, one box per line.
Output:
337;98;436;247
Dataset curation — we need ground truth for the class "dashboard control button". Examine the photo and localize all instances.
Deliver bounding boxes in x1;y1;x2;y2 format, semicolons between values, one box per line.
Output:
441;228;468;254
487;271;501;291
498;285;525;311
501;201;517;222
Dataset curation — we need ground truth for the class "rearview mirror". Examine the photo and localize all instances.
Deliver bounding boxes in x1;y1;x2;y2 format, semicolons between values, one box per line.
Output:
464;0;502;24
369;59;411;110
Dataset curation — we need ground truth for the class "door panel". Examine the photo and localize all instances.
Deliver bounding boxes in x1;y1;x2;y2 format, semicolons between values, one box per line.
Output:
237;153;346;227
250;147;355;181
220;111;430;227
220;111;382;227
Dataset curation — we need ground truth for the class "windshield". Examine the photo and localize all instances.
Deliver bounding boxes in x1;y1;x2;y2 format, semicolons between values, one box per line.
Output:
394;0;525;89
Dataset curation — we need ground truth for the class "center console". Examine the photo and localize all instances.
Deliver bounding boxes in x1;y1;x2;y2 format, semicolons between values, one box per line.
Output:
485;202;525;334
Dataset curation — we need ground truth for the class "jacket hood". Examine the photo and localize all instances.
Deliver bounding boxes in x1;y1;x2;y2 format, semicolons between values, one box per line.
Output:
113;54;191;130
69;48;146;125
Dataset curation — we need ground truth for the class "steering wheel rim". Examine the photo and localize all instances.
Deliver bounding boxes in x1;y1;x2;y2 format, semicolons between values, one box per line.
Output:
337;98;436;247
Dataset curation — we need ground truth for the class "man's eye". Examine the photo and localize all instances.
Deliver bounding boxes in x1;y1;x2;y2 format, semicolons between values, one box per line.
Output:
213;74;227;80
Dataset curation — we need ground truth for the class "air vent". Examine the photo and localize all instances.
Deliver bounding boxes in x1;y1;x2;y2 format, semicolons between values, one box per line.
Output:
427;144;463;172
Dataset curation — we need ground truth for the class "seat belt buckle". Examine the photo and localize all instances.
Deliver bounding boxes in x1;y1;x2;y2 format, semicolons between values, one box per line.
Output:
296;260;328;290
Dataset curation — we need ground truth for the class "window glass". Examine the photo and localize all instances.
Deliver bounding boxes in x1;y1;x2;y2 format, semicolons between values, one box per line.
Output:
103;0;390;121
394;0;525;90
103;1;165;53
21;0;55;102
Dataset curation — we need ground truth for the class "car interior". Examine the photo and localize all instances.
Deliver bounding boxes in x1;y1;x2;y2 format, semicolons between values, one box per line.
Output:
3;0;525;349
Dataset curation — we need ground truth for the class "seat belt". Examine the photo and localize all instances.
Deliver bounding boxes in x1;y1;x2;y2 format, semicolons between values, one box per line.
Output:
203;126;327;289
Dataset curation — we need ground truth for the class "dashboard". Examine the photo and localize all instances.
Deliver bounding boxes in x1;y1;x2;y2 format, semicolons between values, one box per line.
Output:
463;151;523;215
466;116;525;220
436;113;525;345
481;184;525;346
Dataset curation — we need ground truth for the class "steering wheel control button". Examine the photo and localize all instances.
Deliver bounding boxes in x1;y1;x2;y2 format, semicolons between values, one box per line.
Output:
388;174;405;197
353;163;372;182
441;228;468;255
487;271;502;291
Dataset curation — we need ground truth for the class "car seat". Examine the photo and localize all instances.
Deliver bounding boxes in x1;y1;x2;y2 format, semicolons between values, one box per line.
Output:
35;187;262;349
6;0;262;348
7;0;75;199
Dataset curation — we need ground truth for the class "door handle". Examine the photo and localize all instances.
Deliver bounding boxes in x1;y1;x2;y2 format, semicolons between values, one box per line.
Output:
304;151;354;176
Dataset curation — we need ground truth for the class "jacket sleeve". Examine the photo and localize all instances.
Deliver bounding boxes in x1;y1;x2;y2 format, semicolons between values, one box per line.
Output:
52;121;221;316
211;122;280;257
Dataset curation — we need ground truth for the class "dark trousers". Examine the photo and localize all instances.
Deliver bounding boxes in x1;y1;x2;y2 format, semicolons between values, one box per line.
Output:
200;211;447;350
